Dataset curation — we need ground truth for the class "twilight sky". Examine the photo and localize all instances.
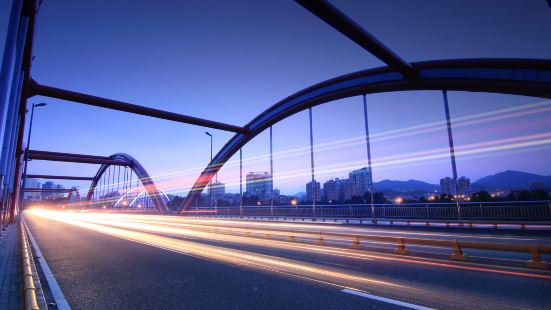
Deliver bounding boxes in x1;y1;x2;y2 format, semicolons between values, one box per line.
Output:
1;0;550;196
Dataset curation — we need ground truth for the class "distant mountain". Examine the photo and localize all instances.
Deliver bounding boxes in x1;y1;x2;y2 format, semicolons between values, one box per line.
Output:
373;179;439;192
472;170;551;191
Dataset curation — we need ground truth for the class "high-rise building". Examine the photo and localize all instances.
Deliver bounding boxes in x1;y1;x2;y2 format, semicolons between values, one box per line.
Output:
41;181;56;199
246;172;273;197
306;180;321;202
24;179;41;201
323;179;338;202
349;167;372;197
440;176;471;197
457;176;471;196
440;177;454;195
333;178;353;202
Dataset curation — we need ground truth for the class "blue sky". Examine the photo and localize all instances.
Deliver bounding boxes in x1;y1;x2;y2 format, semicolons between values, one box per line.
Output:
1;0;550;196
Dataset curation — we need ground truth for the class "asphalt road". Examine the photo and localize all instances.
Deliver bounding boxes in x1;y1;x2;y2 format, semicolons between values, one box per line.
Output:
24;210;551;309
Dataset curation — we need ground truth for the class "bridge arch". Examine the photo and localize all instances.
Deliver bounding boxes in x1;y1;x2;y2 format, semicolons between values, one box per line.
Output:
180;58;551;212
66;186;80;203
86;153;169;213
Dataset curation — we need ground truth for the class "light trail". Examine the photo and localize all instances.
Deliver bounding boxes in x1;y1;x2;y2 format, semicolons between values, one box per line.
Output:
26;210;551;281
96;213;551;243
26;209;417;293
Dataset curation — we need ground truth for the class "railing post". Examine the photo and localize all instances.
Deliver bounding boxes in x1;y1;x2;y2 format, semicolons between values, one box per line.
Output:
352;236;361;249
315;234;325;245
479;203;484;219
425;204;429;220
394;238;409;254
449;240;467;260
527;245;549;269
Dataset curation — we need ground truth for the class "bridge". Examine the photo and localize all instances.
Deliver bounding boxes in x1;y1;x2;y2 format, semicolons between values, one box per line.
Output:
1;0;550;309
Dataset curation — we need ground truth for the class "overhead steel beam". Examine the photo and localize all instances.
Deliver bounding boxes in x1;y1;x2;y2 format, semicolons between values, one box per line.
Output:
296;0;417;80
24;188;73;193
29;150;111;160
25;174;94;181
28;152;128;166
29;80;248;133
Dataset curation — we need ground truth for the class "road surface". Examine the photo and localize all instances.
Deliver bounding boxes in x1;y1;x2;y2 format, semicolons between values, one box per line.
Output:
24;210;551;309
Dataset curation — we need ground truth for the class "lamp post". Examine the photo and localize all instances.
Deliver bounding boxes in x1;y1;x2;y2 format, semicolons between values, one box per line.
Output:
20;102;47;206
205;131;213;208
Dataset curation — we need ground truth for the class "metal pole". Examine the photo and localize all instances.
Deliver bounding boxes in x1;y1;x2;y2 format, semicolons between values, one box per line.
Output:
270;126;274;216
308;107;316;216
19;103;35;206
362;94;375;221
442;90;461;220
20;103;45;206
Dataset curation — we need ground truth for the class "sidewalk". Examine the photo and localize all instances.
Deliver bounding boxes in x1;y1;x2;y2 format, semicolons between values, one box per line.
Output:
0;223;21;310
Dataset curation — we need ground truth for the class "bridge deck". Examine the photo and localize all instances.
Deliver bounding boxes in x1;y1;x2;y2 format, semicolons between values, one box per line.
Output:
23;211;551;309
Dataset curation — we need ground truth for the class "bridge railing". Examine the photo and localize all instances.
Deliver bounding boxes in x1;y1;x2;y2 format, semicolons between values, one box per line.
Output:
188;201;551;221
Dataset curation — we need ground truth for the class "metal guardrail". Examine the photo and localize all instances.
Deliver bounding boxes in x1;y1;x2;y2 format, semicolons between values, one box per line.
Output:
175;221;551;269
190;201;551;221
20;222;40;310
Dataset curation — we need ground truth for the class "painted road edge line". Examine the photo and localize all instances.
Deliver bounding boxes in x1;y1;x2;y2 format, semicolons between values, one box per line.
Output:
23;219;72;310
341;288;434;310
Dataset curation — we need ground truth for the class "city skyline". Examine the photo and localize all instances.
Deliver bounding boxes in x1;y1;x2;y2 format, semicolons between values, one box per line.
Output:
25;165;551;200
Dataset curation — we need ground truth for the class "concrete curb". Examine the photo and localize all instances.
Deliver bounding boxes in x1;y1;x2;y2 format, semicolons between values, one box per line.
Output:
20;222;39;310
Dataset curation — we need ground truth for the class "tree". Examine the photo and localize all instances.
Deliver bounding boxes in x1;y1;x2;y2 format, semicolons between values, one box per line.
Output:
437;193;453;202
351;195;364;203
363;191;388;204
532;189;550;200
470;190;493;202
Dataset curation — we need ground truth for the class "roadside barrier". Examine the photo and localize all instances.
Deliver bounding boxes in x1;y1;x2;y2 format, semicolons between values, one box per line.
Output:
174;220;550;269
194;214;551;231
20;222;40;310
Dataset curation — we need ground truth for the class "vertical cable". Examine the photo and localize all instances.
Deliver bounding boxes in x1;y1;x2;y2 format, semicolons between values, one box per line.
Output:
362;94;375;220
239;148;243;215
309;107;316;216
270;126;274;216
442;90;461;220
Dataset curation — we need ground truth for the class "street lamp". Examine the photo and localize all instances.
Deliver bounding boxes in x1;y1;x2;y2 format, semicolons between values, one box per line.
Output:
20;102;47;205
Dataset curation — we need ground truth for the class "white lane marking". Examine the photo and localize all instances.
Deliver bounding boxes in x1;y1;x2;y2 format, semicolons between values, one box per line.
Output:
23;219;71;310
341;288;434;310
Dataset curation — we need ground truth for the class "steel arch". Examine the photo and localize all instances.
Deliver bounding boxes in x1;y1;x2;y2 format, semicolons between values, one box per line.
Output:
66;186;80;202
179;58;551;212
87;153;169;213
